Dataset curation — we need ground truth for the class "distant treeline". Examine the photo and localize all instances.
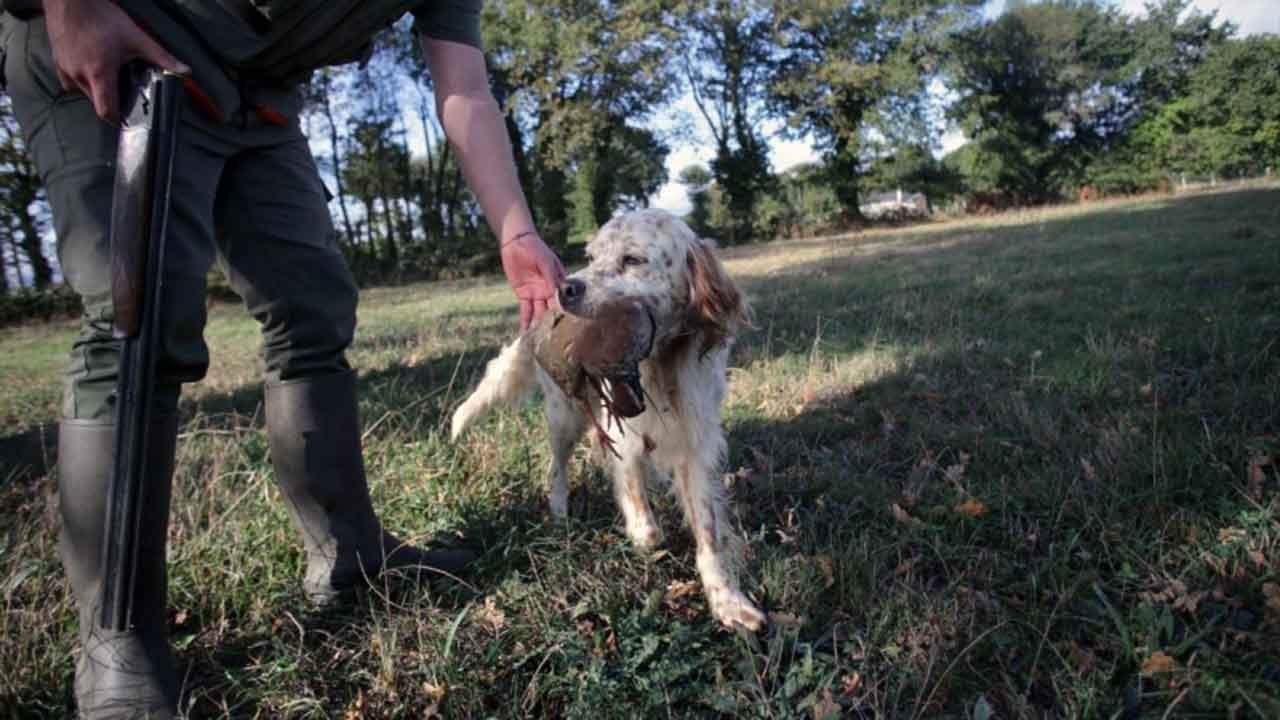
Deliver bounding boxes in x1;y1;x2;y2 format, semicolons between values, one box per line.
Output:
1;0;1274;301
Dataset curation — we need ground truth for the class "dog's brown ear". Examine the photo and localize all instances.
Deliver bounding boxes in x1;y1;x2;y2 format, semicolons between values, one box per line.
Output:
686;237;749;356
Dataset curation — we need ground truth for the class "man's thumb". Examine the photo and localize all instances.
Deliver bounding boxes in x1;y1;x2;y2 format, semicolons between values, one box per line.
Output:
138;33;189;75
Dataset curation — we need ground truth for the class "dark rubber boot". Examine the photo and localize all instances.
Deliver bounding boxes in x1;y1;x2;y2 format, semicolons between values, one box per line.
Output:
58;417;179;720
264;370;474;605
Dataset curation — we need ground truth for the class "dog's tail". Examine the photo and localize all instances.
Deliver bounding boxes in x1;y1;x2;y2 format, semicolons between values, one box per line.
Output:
450;337;537;440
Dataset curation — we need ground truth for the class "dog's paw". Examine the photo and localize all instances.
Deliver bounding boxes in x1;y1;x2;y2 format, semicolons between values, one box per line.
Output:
625;519;664;549
709;588;766;632
449;404;470;441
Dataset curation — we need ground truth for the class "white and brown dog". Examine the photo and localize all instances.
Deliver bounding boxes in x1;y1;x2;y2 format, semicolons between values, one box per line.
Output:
451;209;765;630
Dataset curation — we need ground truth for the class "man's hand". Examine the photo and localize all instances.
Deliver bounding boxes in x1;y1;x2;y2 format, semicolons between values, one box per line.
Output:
500;232;566;330
44;0;189;123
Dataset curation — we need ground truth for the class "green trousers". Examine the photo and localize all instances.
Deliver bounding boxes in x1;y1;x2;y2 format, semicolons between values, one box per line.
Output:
1;15;359;420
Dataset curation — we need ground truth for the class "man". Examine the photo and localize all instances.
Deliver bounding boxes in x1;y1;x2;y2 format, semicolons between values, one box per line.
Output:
0;1;564;717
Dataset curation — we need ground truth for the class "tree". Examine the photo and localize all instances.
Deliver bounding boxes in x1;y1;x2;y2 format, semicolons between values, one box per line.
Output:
1125;0;1233;111
946;0;1135;201
678;164;714;235
301;68;358;249
482;0;681;239
769;0;982;219
343;115;413;271
1137;36;1280;179
0;96;53;290
683;0;775;243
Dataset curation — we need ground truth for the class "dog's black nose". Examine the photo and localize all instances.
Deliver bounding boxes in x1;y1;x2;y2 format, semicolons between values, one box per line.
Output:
558;278;586;313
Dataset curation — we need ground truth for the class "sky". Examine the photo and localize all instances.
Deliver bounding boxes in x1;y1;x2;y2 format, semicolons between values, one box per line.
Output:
648;0;1279;215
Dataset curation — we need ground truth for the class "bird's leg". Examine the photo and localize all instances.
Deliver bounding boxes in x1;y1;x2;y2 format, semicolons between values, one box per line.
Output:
577;395;620;460
585;375;627;438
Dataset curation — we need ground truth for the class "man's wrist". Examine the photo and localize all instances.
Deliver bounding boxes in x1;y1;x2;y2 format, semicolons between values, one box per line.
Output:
501;229;539;248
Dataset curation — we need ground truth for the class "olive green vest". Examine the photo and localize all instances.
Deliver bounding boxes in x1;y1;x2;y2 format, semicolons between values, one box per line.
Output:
117;0;422;121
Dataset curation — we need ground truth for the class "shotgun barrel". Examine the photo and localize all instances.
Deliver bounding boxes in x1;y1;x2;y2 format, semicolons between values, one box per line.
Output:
101;66;183;632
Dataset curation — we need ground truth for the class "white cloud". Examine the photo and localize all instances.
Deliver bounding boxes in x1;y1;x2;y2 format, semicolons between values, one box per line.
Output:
772;138;820;172
651;145;714;215
940;127;968;156
989;0;1277;36
1117;0;1277;36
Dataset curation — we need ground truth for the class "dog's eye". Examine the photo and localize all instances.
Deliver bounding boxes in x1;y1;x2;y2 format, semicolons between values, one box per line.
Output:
622;255;647;268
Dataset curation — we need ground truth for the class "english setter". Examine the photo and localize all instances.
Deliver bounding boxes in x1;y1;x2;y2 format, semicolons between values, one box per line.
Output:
451;209;765;631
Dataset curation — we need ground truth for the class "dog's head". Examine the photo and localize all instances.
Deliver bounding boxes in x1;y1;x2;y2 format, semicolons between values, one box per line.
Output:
558;210;748;356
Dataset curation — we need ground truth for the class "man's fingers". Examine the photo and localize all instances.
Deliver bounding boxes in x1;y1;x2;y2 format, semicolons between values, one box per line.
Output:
88;69;120;124
531;298;550;327
134;32;190;75
55;67;77;93
520;299;533;332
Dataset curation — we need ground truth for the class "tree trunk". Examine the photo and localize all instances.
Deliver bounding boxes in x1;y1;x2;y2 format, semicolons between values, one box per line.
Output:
829;136;864;222
6;230;25;289
320;78;356;248
0;226;11;294
15;195;52;289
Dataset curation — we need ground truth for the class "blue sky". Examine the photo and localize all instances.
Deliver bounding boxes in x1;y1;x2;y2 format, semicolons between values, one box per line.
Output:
648;0;1279;214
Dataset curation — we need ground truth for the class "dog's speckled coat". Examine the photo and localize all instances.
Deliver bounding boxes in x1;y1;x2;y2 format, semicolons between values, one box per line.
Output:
452;209;764;630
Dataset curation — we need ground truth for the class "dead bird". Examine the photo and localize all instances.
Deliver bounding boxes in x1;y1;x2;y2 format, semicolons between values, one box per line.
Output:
527;299;656;454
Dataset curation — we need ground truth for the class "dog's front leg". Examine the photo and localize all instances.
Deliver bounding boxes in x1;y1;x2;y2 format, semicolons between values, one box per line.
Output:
609;453;663;549
673;459;766;631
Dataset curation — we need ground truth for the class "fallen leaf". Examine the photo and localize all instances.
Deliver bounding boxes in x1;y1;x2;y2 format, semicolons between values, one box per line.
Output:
891;503;923;527
664;580;699;604
476;596;507;632
343;689;366;720
1069;642;1096;673
1081;458;1098;482
815;555;835;588
1141;651;1178;676
1247;460;1266;499
1173;590;1207;614
422;681;446;719
895;557;918;576
1263;583;1280;613
812;688;841;720
1219;527;1246;544
955;498;988;518
839;672;863;698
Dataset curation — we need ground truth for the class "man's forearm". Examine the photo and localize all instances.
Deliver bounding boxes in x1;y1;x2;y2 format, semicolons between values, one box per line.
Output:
437;89;536;245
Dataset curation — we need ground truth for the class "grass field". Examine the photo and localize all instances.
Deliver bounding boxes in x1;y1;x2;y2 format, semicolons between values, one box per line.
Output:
2;184;1279;718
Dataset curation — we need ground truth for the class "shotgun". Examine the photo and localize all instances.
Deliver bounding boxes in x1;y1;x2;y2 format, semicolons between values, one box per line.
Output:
101;65;183;632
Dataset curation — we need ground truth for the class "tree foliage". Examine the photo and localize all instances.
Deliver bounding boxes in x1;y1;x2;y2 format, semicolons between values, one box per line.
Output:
768;0;982;217
0;0;1273;302
946;0;1136;200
